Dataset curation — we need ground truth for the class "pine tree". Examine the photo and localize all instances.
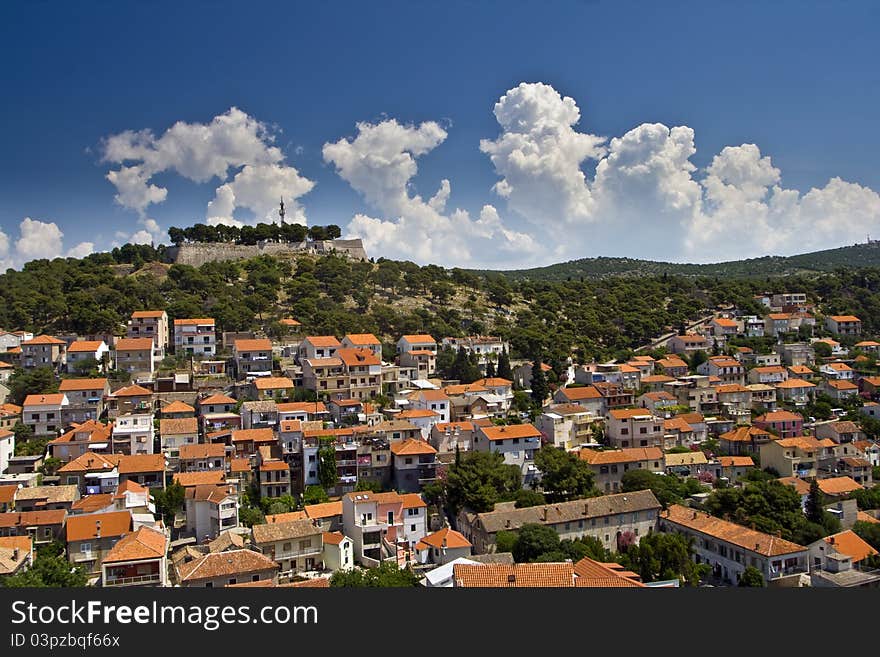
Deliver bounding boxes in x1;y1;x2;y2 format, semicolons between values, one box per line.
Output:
497;348;512;380
805;479;825;524
530;360;549;406
485;360;496;378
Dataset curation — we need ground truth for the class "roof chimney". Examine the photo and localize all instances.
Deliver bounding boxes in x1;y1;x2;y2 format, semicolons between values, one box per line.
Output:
507;574;516;584
542;508;548;522
95;519;101;539
12;548;19;561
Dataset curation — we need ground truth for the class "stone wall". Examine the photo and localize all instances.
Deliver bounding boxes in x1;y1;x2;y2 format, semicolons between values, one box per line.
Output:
168;238;367;267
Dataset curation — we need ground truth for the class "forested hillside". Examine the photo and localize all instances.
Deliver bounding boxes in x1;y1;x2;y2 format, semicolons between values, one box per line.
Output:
3;241;880;366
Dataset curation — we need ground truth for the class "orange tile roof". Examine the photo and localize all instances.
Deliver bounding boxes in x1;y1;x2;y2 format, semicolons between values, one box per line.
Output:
344;333;380;345
102;526;167;563
162;400;195;414
114;338;154;351
200;393;237;406
177;549;277;582
66;511;132;542
400;493;427;509
817;476;863;496
390;438;437;455
401;334;436;343
416;527;471;550
826;380;858;390
479;423;541;441
111;384;153;397
434;421;474;432
768;313;792;320
609;408;655;420
579;447;663;465
259;461;289;472
23;393;66;406
174;471;226;487
173;318;215;326
21;335;65;345
417;389;450;401
279;318;301;326
58;451;117;473
829;315;861;323
775;378;816;389
58;378;108;392
303;501;343;520
115;454;165;474
443;384;489;396
229;458;251;473
232;340;272;354
253;377;294;390
572;557;646;587
49;420;112;445
322;531;346;545
67;341;105;352
715;384;750;394
664;417;694;432
396;409;439;419
114;479;148;497
473;377;513;387
640;375;675;384
276;401;327;414
855;341;880;347
266;511;307;523
178;443;226;460
336;348;381;367
857;511;880;525
712;318;739;327
824;530;878;563
719;456;755;467
755;410;803;422
0;510;66;529
159;417;198;436
778;476;811;496
131;310;166;318
453;563;575;587
232;428;276;443
0;485;17;505
559;386;602;400
304;335;341;347
304;357;342;367
662;505;806;556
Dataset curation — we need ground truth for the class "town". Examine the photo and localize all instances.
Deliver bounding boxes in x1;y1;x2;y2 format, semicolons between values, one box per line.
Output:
1;272;880;590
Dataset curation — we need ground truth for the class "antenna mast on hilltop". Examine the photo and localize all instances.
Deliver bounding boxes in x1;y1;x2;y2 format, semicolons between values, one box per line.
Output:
279;197;286;225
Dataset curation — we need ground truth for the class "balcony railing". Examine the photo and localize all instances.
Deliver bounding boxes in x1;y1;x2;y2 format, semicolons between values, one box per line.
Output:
104;573;161;586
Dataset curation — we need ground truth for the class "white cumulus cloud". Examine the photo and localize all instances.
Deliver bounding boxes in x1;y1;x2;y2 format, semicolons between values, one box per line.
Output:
102;107;315;228
0;218;95;270
324;119;541;267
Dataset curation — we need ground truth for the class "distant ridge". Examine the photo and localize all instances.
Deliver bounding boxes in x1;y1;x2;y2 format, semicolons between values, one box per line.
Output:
476;241;880;281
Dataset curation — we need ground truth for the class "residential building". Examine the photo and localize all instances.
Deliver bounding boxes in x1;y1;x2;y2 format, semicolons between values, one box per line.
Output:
126;310;169;359
458;490;662;555
409;389;450;424
0;510;66;545
111;413;155;455
579;447;664;493
655;357;689;378
0;428;12;475
667;334;709;355
659;505;808;585
12;485;80;512
113;338;155;377
106;384;153;419
159;417;199;465
825;315;861;336
390;439;437;492
58;378;109;425
20;335;67;370
184;482;240;543
297;336;341;362
718;425;773;456
820;362;854;380
710;317;740;337
415;527;473;565
173;318;216;356
66;341;110;373
814;421;863;444
22;393;69;438
697;357;745;385
250;376;295;401
0;535;33;578
748;365;788;385
397;334;438;378
100;525;169;587
822;379;860;401
66;510;134;577
251;518;324;575
775;378;817;406
341;333;383;359
753;410;804;438
337;348;383;400
429;421;475;453
715;456;755;485
258;460;291;499
233;338;274;377
605;408;664;449
341;491;429;566
551;385;604;416
472;423;541;483
535;404;599;450
178;444;227;473
760;436;823;478
301;357;347;399
175;549;278;587
775;343;815;367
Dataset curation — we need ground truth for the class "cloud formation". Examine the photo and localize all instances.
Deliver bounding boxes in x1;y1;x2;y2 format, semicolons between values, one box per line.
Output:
0;218;94;271
323;119;540;267
101;107;314;233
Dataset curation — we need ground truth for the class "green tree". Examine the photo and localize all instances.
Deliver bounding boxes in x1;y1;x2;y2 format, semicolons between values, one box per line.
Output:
8;366;58;405
805;479;825;525
444;451;522;515
512;523;561;563
852;520;880;550
329;561;418;587
514;489;546;508
303;485;329;506
318;437;338;490
497;348;512;380
533;445;595;502
152;481;185;526
618;532;707;586
530;361;549;406
738;566;766;587
495;530;518;554
1;551;88;588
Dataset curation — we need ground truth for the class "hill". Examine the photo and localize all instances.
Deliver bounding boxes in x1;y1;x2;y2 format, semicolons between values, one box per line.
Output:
478;241;880;281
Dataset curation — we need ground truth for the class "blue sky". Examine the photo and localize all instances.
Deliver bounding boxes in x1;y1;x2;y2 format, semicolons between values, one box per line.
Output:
1;0;879;269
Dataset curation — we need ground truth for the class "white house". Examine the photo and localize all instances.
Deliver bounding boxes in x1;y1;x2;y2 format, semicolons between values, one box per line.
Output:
66;341;110;372
111;413;155;455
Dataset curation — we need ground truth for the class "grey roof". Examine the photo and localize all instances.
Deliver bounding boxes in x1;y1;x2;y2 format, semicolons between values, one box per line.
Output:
473;489;662;534
469;552;515;564
241;401;277;412
14;484;79;503
251;519;322;544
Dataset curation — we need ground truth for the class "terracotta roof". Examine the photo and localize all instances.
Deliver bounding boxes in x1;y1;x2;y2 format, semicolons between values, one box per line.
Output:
719;456;755;467
49;420;112;445
114;338;154;351
322;531;346;545
0;536;33;573
720;425;771;443
826;380;858;390
755;410;803;423
827;421;861;434
176;549;278;582
252;518;322;544
23;393;66;406
664;417;694;433
824;530;878;563
572;557;646;587
640;375;675;384
253;377;294;390
58;378;108;392
116;454;165;474
111;384;153;397
558;386;602;401
774;436;822;450
235;339;272;352
336;348;381;367
266;511;307;523
579;447;663;465
103;526;167;563
826;362;853;371
416;527;471;551
14;484;79;504
58;452;117;473
21;335;65;346
389;438;437;456
788;365;814;375
768;313;792;320
663;451;708;467
856;341;880;347
715;384;750;394
259;460;289;472
0;485;17;505
276;401;327;414
229;458;251;473
232;428;276;443
66;511;132;543
473;377;513;387
343;333;380;345
417;389;449;401
303;501;343;519
67;341;106;353
161;400;195;414
712;318;738;327
608;408;655;420
829;315;860;323
818;476;863;495
443;384;489;396
400;493;427;509
400;334;436;343
775;378;816;389
160;417;198;435
279;318;301;327
434;421;475;432
0;511;66;532
285;577;330;588
661;505;806;556
131;310;166;318
173;318;215;326
174;471;226;487
303;336;341;347
857;511;880;525
179;443;226;460
396;409;439;419
778;477;811;496
114;480;148;498
479;423;541;441
454;562;575;587
200;394;237;406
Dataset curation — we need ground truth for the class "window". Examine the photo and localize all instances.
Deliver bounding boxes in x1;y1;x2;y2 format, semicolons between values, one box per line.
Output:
410;524;416;532
387;511;394;524
282;542;291;552
405;457;413;465
620;428;629;435
604;516;609;525
80;543;92;553
298;539;312;550
591;518;596;527
228;578;237;585
639;427;647;434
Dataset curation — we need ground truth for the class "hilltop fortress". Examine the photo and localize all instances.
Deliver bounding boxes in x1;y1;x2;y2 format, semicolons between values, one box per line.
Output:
167;238;368;267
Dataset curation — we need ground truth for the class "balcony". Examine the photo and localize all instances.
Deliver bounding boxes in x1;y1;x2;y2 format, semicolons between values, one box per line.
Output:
104;572;162;587
336;459;357;466
271;546;322;560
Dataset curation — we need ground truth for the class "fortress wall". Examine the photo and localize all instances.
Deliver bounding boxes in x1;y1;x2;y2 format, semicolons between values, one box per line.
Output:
168;239;367;266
